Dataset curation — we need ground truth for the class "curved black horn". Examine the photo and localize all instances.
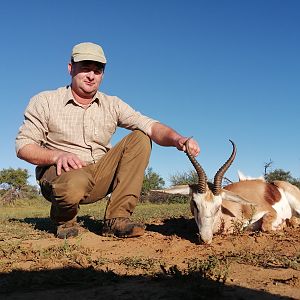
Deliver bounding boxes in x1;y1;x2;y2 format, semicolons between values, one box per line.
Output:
185;138;207;193
213;140;236;195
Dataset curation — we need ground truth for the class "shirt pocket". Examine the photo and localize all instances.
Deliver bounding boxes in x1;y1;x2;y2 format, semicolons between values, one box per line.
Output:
92;116;117;145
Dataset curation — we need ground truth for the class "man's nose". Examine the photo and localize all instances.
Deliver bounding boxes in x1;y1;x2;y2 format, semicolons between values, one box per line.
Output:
86;71;95;79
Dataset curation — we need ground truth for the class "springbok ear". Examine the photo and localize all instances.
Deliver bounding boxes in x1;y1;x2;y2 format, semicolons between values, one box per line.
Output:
151;185;191;195
220;189;256;206
237;170;247;181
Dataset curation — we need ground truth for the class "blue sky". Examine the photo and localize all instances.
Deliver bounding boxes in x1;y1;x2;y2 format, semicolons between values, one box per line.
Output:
1;0;299;186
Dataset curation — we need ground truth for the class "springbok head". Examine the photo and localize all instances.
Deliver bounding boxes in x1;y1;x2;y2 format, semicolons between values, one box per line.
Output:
185;139;249;244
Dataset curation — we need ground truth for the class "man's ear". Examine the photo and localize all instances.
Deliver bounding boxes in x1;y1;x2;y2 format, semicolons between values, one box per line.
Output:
68;62;72;75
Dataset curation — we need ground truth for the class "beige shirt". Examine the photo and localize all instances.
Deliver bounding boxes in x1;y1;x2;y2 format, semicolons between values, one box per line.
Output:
16;86;158;164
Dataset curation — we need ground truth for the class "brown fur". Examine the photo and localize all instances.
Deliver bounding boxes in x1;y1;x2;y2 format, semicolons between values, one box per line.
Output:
223;180;280;232
224;180;281;206
265;182;281;205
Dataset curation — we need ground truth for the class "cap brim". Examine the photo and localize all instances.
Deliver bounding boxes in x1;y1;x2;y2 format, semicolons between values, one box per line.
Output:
73;54;106;64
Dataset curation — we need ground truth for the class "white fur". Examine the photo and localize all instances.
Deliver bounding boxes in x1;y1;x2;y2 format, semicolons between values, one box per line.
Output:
285;191;300;215
238;170;265;181
273;189;292;223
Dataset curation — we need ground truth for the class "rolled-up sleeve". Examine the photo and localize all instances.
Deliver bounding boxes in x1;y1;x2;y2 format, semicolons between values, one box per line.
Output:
15;94;49;154
114;97;159;134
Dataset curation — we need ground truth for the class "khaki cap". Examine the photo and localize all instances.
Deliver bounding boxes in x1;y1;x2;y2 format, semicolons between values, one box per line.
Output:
71;42;107;64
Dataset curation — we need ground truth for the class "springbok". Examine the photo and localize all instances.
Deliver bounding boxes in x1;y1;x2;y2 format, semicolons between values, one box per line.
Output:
158;139;300;244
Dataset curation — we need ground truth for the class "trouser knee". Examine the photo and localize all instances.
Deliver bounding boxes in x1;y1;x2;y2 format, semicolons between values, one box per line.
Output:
128;130;152;157
52;172;92;206
49;172;93;224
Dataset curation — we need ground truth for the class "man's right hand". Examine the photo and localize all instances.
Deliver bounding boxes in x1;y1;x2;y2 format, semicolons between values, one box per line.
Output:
55;152;87;175
17;144;87;176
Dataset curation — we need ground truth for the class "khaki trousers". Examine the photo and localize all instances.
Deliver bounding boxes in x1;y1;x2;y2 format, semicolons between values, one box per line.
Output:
37;130;152;225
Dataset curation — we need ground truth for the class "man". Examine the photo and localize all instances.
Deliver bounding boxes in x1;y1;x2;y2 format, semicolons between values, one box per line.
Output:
16;42;200;239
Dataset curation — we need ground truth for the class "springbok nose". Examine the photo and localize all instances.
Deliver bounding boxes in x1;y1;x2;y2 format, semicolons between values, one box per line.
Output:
199;232;213;244
200;237;212;244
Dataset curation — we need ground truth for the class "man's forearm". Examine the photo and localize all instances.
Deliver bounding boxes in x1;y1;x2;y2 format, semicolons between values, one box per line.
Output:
17;144;63;166
148;122;200;156
148;122;183;147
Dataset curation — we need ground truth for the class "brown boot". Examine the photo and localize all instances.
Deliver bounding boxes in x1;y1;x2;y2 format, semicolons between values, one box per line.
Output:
102;217;145;238
56;221;84;239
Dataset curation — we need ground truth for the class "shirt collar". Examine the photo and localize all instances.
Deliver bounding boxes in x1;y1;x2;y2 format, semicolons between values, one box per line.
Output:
63;86;101;106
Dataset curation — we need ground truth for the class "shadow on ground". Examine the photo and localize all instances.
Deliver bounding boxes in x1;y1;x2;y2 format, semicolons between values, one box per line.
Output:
21;216;199;243
0;267;291;300
146;217;199;244
20;215;103;236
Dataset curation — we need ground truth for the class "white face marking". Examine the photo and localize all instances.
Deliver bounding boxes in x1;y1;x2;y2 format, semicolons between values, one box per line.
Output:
192;193;222;243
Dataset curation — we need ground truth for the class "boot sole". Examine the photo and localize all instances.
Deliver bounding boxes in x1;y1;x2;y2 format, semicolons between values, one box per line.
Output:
102;228;145;238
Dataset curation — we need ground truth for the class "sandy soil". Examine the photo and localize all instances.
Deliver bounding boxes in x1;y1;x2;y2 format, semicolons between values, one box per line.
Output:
1;216;299;300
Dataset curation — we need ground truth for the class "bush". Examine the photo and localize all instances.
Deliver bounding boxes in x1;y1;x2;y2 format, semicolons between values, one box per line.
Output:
0;168;40;204
169;170;197;186
140;191;189;204
142;167;165;195
265;169;300;189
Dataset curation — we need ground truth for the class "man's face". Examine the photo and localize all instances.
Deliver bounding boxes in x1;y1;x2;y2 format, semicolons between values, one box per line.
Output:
69;60;104;98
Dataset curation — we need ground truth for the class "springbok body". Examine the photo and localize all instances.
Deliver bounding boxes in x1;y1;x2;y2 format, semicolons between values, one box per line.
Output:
223;179;300;232
159;140;300;244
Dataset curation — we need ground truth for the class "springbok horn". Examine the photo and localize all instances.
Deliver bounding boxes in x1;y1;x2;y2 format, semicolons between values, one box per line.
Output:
213;140;236;195
185;137;207;193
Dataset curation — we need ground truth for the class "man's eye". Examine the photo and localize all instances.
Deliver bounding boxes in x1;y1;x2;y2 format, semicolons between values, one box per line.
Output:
81;68;102;74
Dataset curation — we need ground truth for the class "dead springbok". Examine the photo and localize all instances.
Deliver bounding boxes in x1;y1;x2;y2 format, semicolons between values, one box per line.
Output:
158;139;300;244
